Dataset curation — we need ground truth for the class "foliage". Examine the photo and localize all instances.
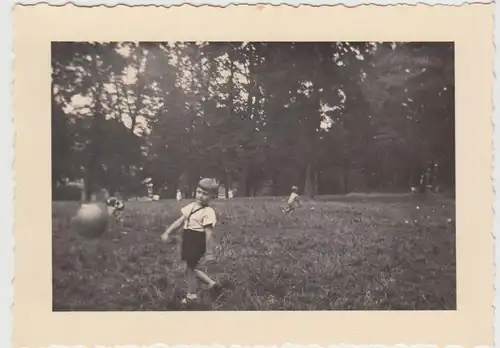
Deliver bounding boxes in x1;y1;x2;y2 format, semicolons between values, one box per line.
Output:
51;42;455;199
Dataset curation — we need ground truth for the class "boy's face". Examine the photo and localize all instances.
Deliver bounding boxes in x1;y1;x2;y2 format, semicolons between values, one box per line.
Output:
195;187;211;204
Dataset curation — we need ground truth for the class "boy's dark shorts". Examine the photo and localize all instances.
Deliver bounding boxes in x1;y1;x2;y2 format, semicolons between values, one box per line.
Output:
181;229;206;268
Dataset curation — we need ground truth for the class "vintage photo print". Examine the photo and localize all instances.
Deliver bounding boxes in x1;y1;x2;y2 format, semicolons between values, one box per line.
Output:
51;40;457;311
13;3;494;348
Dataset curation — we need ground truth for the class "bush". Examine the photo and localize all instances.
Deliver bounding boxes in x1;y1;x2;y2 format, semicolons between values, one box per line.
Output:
53;185;82;201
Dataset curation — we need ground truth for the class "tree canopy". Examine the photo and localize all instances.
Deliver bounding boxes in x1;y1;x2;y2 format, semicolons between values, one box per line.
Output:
51;41;455;200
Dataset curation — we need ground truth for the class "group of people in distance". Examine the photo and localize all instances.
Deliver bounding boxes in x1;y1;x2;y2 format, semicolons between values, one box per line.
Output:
72;177;302;305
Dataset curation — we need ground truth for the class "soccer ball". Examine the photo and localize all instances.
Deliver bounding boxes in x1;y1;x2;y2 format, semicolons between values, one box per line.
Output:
71;197;125;239
71;203;109;239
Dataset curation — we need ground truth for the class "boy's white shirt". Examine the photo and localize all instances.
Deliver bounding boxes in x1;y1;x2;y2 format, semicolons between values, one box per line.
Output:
181;201;217;232
288;192;299;205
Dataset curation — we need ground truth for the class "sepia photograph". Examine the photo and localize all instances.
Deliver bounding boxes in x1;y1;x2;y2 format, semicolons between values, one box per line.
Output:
50;41;456;311
12;2;496;345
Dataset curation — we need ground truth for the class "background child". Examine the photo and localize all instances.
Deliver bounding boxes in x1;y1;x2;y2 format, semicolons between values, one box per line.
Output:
161;178;222;304
281;185;301;213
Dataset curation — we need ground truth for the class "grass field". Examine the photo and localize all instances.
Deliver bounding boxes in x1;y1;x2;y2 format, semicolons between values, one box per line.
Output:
52;194;456;311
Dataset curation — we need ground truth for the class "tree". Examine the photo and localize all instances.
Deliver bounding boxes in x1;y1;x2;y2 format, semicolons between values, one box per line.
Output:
51;41;455;200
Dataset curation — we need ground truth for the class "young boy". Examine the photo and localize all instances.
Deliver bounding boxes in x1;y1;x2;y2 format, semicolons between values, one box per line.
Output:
161;178;222;304
281;185;301;213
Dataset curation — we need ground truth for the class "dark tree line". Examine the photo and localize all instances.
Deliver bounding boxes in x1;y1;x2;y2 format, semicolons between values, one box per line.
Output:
51;41;455;200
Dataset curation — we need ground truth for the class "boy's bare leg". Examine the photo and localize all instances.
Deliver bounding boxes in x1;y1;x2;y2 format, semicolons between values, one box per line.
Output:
195;268;223;300
186;266;198;297
194;268;217;287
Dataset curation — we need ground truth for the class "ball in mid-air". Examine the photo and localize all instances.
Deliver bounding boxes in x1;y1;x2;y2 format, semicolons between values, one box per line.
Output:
71;203;109;238
71;198;125;239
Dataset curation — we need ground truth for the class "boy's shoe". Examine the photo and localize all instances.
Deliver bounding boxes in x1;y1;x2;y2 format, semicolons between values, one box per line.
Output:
181;293;198;304
208;283;224;300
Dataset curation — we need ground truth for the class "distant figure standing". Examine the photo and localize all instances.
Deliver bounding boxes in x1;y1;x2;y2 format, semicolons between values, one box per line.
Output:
176;189;182;202
281;186;302;213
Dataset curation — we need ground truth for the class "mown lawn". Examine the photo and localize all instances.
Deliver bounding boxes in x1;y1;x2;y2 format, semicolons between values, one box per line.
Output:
52;194;456;311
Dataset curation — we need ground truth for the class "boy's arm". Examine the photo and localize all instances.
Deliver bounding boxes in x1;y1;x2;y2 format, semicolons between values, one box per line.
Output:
204;225;214;254
161;215;186;241
204;225;216;262
201;208;217;261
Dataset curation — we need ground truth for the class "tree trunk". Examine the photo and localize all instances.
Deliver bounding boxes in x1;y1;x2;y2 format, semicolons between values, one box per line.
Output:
271;170;279;196
238;165;248;197
84;174;92;203
225;172;231;199
342;159;350;194
85;47;107;203
304;162;316;198
314;169;319;196
80;179;87;202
